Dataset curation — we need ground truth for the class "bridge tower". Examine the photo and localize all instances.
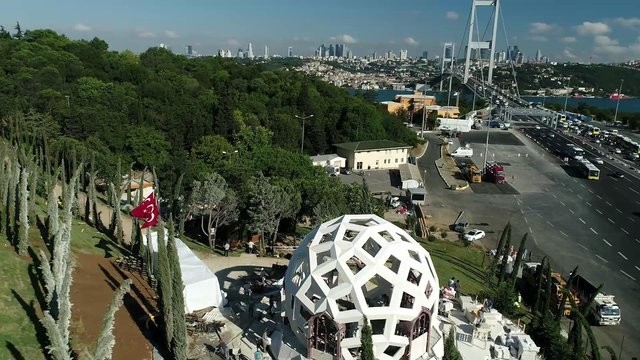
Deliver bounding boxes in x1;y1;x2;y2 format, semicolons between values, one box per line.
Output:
463;0;500;85
439;42;455;92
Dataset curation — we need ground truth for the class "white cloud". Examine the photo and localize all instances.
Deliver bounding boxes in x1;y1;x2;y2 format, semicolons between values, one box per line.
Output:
164;30;179;39
576;21;610;36
446;11;459;20
612;17;640;28
594;35;618;46
330;34;357;44
135;29;156;38
594;44;627;55
561;36;577;43
563;49;577;59
73;23;92;32
403;37;418;46
527;35;548;42
529;22;554;33
226;39;240;47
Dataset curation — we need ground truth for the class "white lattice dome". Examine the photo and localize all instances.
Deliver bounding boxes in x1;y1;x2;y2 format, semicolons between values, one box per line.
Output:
284;215;442;360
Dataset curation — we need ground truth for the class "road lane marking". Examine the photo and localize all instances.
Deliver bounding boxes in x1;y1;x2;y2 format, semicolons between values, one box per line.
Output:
622;228;629;235
577;195;583;199
552;194;557;199
603;239;612;246
578;244;588;251
596;255;608;263
520;208;524;214
608;218;615;224
546;221;554;227
560;231;568;237
618;252;628;260
569;209;575;214
629;187;640;195
586;202;592;206
596;209;603;214
588;189;594;193
580;184;586;188
616;208;623;214
620;270;636;281
597;195;602;199
629;217;637;223
590;227;597;234
560;201;566;206
529;226;534;234
636;239;640;244
568;188;574;193
636;266;640;272
606;201;613;206
579;218;586;224
524;217;528;224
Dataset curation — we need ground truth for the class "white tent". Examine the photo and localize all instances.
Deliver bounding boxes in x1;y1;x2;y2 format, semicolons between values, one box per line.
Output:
144;230;225;313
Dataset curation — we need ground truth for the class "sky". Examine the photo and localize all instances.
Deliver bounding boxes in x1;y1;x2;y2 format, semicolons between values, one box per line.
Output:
3;0;640;63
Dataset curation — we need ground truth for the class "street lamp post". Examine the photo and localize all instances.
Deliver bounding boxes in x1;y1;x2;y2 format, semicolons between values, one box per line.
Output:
295;114;314;154
613;79;624;125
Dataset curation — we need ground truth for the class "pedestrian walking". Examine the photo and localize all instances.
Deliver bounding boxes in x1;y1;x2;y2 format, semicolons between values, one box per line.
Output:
248;240;255;254
224;241;230;257
269;295;276;316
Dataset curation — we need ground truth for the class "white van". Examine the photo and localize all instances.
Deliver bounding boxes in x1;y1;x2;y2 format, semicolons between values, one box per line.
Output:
451;147;473;158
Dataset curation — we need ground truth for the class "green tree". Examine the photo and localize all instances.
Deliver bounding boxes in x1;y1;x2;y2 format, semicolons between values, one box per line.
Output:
508;233;528;285
443;327;463;360
167;223;187;360
157;226;173;350
246;174;280;255
17;167;29;256
124;126;171;169
360;317;374;360
90;279;132;360
498;225;512;284
187;173;238;250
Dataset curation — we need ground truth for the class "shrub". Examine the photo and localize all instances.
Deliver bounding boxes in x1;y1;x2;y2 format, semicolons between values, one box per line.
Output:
427;235;437;242
429;225;437;233
440;231;448;239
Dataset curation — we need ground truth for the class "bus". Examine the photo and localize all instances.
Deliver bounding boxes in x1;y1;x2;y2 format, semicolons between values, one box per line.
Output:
564;144;585;160
578;160;600;180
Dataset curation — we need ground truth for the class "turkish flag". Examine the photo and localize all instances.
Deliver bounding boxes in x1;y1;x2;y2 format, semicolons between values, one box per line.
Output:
130;192;159;229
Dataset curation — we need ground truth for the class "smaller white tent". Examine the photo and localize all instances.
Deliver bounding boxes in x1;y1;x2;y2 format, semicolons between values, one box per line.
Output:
144;230;225;313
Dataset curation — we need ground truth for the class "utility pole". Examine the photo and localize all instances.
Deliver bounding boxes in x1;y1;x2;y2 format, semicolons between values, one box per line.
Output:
295;114;314;154
563;76;571;113
613;79;623;125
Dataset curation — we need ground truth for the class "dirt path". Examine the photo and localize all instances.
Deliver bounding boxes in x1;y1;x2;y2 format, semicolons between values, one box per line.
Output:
71;253;156;360
54;184;134;244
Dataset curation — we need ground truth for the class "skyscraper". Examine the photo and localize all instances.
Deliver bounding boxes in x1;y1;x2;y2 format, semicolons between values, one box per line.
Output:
335;44;344;58
264;45;269;59
421;51;429;60
288;46;293;57
237;49;244;58
399;49;408;60
247;43;254;59
187;45;193;56
535;49;542;62
329;44;335;57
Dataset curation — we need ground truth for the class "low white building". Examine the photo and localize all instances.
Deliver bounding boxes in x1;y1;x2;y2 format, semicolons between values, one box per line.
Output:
335;140;411;171
310;154;346;168
438;118;474;133
398;163;422;190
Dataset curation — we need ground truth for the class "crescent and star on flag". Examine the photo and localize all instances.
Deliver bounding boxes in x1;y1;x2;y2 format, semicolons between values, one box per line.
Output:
130;192;159;229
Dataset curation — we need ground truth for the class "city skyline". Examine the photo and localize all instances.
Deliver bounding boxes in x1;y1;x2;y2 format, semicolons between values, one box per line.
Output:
4;0;640;63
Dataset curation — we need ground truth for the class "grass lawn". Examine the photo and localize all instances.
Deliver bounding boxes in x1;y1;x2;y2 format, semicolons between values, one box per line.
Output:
0;209;125;360
418;238;490;296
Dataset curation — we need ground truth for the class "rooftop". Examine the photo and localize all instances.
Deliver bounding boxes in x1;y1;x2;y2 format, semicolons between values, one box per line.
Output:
335;140;411;152
309;153;345;162
440;296;541;360
399;163;422;183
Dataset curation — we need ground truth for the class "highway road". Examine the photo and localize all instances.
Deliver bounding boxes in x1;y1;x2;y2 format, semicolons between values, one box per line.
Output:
440;78;640;356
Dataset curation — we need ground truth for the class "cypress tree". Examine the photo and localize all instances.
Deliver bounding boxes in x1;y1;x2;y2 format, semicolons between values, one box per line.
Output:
489;223;510;284
91;279;132;360
509;233;528;285
167;222;187;360
533;257;547;315
556;266;578;320
443;327;463;360
7;159;19;238
360;317;374;360
47;168;61;239
498;225;512;284
157;225;173;349
28;162;39;222
17;167;29;256
541;262;553;320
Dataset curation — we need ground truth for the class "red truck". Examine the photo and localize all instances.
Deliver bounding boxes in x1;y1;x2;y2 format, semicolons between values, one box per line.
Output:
485;163;506;183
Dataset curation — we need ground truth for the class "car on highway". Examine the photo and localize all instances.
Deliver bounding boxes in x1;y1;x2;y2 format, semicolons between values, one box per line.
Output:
611;171;625;178
614;148;622;154
593;157;604;165
463;229;486;242
535;125;541;130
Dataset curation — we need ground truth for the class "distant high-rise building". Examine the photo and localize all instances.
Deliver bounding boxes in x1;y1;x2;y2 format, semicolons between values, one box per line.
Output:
372;51;377;59
335;44;344;57
187;45;193;56
346;49;353;59
247;43;254;59
535;49;542;62
264;45;269;59
399;49;408;60
329;44;335;57
421;51;429;60
288;46;293;57
237;49;244;58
